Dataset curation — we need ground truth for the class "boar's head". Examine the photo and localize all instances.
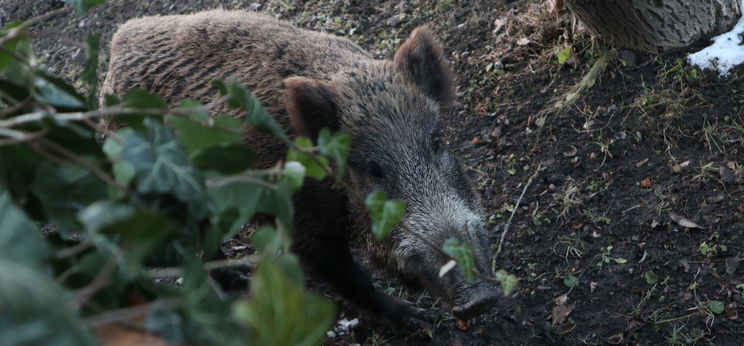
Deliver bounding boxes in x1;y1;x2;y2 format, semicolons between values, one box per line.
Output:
283;27;500;320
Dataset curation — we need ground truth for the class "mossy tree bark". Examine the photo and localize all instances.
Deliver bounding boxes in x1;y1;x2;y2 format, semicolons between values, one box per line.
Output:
564;0;742;51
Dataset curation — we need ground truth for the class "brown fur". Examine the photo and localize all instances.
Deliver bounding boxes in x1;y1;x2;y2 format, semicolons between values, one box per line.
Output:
101;9;493;324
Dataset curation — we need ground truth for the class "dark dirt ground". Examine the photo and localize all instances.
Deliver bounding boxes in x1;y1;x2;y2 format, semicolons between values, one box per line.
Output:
4;0;744;345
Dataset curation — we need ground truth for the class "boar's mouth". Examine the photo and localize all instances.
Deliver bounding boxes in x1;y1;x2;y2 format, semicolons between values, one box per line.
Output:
452;278;501;320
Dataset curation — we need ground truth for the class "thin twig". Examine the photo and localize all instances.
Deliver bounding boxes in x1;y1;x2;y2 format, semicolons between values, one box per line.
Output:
0;7;71;46
74;258;118;309
495;161;543;258
0;96;33;118
206;175;277;190
148;258;258;279
84;298;181;328
38;137;128;194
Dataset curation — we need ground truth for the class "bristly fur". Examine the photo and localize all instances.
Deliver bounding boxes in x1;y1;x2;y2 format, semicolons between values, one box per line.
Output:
102;9;498;323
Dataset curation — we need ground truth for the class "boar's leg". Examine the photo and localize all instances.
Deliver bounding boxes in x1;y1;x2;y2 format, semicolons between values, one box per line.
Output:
292;179;431;331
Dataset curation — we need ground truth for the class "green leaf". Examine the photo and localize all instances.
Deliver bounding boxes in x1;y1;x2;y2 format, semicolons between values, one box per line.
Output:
72;0;106;14
708;300;725;314
256;178;294;226
190;142;255;174
251;226;283;254
442;238;475;282
122;118;207;217
125;89;167;110
283;161;306;191
34;73;87;110
81;32;101;107
287;137;328;180
0;257;95;346
98;211;176;267
170;111;243;155
643;271;658;285
317;128;350;181
0;145;42;205
77;200;135;233
495;269;518;296
212;79;286;139
30;162;108;236
207;179;264;241
557;46;572;64
0;189;49;266
563;274;578;288
1;37;33;88
365;190;406;240
102;128;136;188
235;254;334;346
0;23;26;72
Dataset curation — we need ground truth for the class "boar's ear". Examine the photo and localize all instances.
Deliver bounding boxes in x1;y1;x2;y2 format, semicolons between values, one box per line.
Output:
283;76;339;139
394;26;455;108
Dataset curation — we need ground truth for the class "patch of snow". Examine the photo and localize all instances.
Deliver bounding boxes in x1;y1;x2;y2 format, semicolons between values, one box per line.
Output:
687;0;744;76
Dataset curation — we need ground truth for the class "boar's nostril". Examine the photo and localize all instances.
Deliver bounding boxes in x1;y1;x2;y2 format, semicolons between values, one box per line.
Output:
452;280;501;320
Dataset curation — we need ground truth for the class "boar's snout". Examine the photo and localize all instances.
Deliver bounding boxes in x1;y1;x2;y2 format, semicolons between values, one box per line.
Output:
452;277;501;320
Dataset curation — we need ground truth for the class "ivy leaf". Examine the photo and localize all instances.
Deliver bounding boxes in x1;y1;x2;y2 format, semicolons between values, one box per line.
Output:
102;128;136;189
234;254;334;346
708;300;725;314
317;128;350;181
207;178;264;242
365;190;406;240
283;161;306;191
0;22;24;72
442;238;475;282
99;211;176;267
30;162;108;236
122;118;207;217
81;32;101;107
169;109;242;155
0;189;49;266
125;89;167;110
0;256;95;346
190;142;255;174
495;269;518;296
77;200;135;233
287;137;328;180
35;72;87;110
212;79;286;140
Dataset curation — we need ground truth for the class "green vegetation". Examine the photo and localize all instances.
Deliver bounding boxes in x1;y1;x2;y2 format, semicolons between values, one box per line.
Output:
0;2;515;345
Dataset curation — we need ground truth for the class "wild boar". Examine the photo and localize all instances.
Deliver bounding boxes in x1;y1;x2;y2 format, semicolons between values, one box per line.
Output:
101;9;499;328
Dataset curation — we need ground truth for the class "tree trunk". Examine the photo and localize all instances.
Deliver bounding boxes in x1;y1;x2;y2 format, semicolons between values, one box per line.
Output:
565;0;742;51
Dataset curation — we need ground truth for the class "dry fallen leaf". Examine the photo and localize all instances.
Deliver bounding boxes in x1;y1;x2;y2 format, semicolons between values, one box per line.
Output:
608;333;624;344
669;212;704;229
726;303;738;320
550;0;566;13
552;294;574;325
493;18;507;34
516;37;531;46
456;319;470;331
95;324;169;346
